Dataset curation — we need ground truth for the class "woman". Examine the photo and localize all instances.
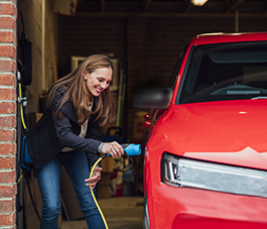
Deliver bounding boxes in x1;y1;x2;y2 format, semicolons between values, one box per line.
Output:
27;54;124;229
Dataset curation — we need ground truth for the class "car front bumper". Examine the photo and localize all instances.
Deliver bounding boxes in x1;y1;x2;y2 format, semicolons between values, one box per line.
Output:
148;183;267;229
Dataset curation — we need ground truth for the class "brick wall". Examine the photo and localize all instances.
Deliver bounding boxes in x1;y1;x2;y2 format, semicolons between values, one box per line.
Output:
59;15;267;141
59;16;127;76
0;0;17;228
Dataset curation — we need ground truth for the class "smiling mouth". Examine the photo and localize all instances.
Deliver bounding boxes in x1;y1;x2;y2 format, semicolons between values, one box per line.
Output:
96;88;102;93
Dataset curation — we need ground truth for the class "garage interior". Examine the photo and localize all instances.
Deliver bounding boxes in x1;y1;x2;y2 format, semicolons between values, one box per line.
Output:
16;0;267;228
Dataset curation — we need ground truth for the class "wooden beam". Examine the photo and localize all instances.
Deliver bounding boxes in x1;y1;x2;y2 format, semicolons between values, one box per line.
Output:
101;0;105;12
48;20;58;82
76;1;266;14
225;0;244;13
76;12;266;18
143;0;152;12
42;0;46;91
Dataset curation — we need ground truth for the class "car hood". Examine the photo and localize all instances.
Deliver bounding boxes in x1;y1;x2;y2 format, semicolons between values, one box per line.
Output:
149;99;267;170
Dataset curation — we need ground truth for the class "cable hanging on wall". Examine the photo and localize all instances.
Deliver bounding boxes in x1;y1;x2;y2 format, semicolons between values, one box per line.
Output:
17;8;41;223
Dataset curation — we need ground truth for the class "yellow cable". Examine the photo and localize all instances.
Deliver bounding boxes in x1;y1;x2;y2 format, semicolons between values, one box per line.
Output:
90;156;109;229
20;104;27;129
18;83;26;187
18;83;27;130
18;174;23;184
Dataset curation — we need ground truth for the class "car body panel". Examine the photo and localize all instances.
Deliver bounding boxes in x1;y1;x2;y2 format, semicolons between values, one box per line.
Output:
194;32;267;46
148;100;267;170
149;184;267;228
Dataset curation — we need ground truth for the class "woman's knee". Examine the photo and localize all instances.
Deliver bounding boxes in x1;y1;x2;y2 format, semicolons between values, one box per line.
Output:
41;201;61;219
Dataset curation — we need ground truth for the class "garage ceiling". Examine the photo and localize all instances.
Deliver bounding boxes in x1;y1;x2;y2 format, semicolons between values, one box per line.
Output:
75;0;267;17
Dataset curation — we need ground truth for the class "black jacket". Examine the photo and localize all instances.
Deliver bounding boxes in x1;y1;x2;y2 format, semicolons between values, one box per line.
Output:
26;87;102;169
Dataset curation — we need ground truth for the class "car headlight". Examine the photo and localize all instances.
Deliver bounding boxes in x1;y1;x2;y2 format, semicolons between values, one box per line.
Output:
163;153;267;198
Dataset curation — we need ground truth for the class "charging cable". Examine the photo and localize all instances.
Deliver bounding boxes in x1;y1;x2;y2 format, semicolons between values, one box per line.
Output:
18;82;27;129
90;155;109;228
17;71;28;130
89;144;141;229
17;70;30;183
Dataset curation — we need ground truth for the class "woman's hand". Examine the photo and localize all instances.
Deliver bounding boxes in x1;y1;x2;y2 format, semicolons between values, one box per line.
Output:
102;141;124;158
85;166;102;189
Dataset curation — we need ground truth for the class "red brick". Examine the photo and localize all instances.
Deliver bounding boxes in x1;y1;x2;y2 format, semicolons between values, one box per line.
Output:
0;103;16;114
0;184;16;198
0;130;16;142
0;46;16;59
0;89;16;100
0;171;16;183
0;157;16;169
0;3;16;16
0;143;16;155
0;17;16;30
0;171;16;184
0;60;16;73
0;116;15;128
0;75;16;87
0;199;15;212
0;211;16;225
0;31;16;45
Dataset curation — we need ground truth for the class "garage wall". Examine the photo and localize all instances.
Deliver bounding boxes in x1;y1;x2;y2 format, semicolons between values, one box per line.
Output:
59;15;267;141
18;0;59;114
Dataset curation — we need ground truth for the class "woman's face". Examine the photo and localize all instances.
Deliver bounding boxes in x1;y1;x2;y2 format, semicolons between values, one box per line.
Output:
83;67;113;97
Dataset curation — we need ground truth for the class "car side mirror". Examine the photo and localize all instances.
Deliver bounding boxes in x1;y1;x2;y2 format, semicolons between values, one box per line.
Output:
133;88;173;109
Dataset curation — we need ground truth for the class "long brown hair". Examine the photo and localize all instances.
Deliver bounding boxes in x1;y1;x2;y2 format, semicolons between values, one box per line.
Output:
47;54;116;126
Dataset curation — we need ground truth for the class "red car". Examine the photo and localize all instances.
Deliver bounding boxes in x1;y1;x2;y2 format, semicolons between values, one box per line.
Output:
133;32;267;229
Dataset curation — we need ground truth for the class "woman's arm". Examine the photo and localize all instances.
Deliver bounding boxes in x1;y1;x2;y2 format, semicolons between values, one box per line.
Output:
51;92;102;154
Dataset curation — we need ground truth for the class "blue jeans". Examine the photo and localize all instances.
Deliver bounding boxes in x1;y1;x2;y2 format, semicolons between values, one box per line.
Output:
34;151;105;229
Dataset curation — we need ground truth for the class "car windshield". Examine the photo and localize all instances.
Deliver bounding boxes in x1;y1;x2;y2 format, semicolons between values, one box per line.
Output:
179;41;267;104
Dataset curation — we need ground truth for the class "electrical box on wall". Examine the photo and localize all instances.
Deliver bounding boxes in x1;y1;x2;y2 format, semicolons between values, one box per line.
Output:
18;32;32;86
71;56;119;92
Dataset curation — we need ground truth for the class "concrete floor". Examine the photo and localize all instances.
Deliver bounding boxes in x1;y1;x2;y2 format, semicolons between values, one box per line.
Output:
59;197;144;229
